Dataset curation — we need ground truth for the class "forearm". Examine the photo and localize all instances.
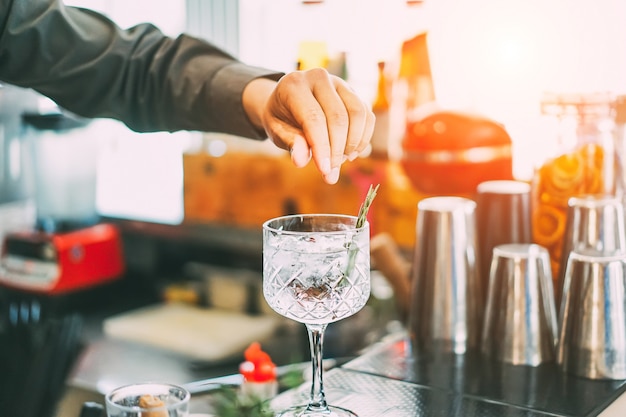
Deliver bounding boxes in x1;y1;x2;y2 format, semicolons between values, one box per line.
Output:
243;77;278;132
0;0;282;138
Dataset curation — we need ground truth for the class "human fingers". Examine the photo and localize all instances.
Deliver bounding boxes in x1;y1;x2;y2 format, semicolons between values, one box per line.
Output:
263;80;316;171
262;69;371;185
290;134;312;167
359;106;376;154
264;70;334;180
333;79;374;160
306;69;350;172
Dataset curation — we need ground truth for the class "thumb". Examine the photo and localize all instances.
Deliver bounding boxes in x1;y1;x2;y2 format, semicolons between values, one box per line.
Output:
290;135;312;168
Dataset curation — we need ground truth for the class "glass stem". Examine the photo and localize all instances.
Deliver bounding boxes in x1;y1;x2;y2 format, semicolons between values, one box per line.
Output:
305;323;329;412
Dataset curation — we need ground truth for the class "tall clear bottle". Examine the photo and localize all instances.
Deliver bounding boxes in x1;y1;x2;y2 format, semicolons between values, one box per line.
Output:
614;95;626;198
532;93;616;287
370;61;391;159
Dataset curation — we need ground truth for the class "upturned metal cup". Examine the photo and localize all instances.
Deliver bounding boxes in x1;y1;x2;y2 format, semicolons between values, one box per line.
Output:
476;180;533;301
556;249;626;380
556;195;626;306
408;196;482;355
481;243;557;366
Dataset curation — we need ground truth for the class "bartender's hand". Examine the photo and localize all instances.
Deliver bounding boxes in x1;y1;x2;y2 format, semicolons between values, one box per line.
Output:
243;68;375;185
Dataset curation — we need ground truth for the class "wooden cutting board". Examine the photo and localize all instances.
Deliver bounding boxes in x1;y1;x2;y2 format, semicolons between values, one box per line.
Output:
103;303;280;362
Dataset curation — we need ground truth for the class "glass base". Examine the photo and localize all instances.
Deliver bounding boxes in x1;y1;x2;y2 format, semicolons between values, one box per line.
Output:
276;405;358;417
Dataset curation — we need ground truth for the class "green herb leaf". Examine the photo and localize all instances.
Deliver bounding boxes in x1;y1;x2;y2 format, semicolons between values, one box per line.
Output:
211;386;275;417
356;184;380;229
344;184;380;281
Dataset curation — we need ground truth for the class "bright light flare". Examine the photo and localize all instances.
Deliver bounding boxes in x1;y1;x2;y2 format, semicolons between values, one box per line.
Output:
424;0;626;180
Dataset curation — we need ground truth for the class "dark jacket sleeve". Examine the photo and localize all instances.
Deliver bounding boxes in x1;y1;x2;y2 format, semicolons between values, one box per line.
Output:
0;0;283;138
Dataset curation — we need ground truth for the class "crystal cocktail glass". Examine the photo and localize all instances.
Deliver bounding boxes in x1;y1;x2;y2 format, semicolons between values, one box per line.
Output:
263;214;370;417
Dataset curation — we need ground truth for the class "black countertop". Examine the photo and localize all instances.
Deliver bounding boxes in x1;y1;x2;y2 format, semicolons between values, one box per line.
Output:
260;332;626;417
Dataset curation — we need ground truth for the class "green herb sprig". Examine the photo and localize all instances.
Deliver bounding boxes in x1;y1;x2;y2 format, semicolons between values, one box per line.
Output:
356;184;380;228
344;184;380;281
210;387;274;417
208;369;304;417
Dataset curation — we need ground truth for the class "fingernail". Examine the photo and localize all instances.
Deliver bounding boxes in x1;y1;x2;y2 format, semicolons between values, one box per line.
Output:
321;157;331;175
347;151;359;161
325;167;340;184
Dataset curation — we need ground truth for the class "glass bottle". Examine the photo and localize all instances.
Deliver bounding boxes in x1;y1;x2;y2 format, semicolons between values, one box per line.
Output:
370;61;391;159
532;92;616;286
614;95;626;198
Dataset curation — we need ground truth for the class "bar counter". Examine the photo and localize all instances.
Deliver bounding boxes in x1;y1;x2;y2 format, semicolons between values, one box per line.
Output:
272;332;626;417
8;219;624;416
57;331;626;417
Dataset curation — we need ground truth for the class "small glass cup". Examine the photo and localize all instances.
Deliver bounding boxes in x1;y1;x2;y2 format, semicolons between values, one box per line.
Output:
105;382;190;417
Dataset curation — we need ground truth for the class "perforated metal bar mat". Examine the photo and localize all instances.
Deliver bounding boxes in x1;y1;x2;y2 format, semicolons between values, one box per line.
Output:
341;334;626;417
272;367;557;417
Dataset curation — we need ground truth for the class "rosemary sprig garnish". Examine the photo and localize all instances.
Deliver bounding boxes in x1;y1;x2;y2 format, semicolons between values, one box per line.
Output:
343;184;380;283
356;184;380;228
